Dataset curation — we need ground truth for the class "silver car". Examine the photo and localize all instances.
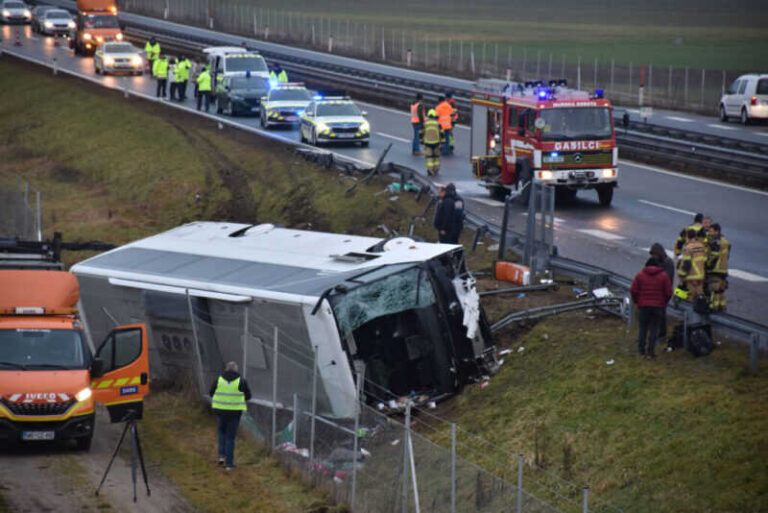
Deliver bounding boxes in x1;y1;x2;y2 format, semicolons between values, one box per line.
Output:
719;74;768;125
30;4;52;31
38;8;74;36
0;0;32;24
94;42;144;76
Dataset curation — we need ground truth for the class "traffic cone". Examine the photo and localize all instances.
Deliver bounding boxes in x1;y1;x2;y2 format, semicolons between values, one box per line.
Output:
53;33;60;47
14;31;22;46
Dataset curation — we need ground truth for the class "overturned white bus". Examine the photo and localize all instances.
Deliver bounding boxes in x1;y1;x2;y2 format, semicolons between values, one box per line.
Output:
71;222;496;418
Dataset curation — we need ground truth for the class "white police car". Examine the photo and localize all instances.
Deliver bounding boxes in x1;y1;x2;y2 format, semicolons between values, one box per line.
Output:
260;83;313;129
299;96;370;147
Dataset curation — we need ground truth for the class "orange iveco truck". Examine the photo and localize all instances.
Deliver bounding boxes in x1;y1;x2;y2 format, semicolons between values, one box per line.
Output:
0;270;148;450
70;0;123;56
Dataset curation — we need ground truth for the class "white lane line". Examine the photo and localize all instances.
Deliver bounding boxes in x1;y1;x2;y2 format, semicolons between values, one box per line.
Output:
666;116;693;122
728;269;768;283
376;132;411;143
756;132;768;137
577;229;625;241
619;159;768;198
472;197;504;207
706;123;736;130
638;199;696;216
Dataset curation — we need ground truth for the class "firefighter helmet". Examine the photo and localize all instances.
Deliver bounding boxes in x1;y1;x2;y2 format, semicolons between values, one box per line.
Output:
427;109;437;118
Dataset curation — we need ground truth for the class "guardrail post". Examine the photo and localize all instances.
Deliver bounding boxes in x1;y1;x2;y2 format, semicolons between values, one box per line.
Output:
749;334;760;374
52;57;57;75
271;326;278;450
406;48;412;67
328;35;333;53
582;486;589;513
682;310;689;351
516;453;523;513
498;196;512;261
450;423;456;513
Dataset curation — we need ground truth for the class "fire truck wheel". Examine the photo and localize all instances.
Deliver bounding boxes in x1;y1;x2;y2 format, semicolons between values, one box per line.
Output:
596;184;614;206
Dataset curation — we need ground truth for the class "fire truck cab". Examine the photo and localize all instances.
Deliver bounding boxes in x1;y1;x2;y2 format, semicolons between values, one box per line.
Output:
471;79;618;206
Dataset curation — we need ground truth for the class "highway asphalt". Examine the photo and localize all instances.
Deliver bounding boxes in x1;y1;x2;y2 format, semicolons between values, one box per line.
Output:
2;23;766;325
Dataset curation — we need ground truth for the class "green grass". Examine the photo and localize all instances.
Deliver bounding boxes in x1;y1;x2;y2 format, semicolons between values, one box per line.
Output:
419;302;768;513
142;391;346;513
234;0;768;70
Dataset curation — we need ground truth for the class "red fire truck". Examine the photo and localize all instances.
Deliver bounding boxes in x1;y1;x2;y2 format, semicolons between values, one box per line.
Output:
471;79;618;205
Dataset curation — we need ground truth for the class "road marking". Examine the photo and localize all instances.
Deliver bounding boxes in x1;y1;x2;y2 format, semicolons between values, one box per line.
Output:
522;212;566;223
706;123;736;130
619;160;768;198
376;132;411;143
577;229;625;241
728;269;768;283
665;116;693;122
638;199;696;216
472;197;504;207
756;132;768;137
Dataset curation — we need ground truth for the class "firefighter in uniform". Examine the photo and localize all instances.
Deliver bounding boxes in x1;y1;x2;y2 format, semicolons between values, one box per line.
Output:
144;37;160;74
435;96;455;156
674;213;703;258
676;228;708;300
707;223;730;311
421;109;444;176
210;361;251;470
410;93;426;155
152;54;169;98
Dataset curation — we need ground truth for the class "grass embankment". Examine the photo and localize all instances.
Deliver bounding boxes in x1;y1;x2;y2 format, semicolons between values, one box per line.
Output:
142;391;346;513
0;57;452;268
424;286;768;513
238;0;767;70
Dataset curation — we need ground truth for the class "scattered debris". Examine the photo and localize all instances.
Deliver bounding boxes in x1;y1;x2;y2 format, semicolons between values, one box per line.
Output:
498;358;505;366
517;346;525;353
518;293;526;298
488;243;499;251
499;349;512;356
480;380;490;389
543;334;549;340
605;359;615;365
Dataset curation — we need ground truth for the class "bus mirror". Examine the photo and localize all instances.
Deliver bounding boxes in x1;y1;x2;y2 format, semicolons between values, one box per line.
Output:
91;358;104;378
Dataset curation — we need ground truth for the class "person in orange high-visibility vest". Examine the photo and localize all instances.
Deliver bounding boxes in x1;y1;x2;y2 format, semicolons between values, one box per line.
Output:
446;91;459;153
410;93;426;155
434;96;455;156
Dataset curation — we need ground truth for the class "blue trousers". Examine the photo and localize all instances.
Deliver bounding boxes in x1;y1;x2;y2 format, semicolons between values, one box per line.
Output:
442;129;452;155
412;123;422;152
217;413;241;467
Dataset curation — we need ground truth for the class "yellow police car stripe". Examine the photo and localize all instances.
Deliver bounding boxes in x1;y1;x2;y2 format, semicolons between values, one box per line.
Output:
97;380;113;389
114;377;130;387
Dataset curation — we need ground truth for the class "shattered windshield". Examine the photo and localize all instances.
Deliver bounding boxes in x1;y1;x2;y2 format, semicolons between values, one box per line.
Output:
0;329;87;370
330;265;437;339
539;107;612;141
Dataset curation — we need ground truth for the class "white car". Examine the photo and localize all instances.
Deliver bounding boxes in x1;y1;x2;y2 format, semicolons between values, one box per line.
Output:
299;96;370;147
719;74;768;125
94;42;143;76
0;0;31;24
260;83;313;128
39;8;74;36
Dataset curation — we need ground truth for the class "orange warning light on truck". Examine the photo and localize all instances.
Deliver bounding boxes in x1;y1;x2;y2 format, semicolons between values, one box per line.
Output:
0;270;149;450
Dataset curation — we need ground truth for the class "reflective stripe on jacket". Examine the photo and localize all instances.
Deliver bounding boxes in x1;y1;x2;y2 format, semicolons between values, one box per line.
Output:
435;101;454;130
421;119;442;145
211;376;246;411
678;240;708;280
708;237;730;275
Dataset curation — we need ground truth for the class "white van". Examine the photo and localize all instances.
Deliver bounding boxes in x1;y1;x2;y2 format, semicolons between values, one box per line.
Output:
202;46;269;85
719;74;768;125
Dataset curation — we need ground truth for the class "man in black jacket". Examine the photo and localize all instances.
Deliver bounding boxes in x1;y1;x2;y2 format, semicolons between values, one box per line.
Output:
210;361;252;470
433;183;464;244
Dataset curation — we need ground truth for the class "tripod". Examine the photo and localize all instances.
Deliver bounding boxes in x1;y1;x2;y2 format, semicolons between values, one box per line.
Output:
95;410;151;502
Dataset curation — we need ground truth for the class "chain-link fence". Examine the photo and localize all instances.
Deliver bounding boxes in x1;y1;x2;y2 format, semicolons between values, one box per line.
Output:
169;297;623;513
0;177;41;241
120;0;744;114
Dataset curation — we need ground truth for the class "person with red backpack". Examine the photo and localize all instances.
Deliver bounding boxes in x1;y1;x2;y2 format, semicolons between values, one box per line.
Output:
630;258;673;359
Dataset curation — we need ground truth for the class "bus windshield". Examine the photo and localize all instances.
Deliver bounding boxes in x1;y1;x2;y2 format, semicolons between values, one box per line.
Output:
0;329;88;370
83;14;119;28
539;107;612;141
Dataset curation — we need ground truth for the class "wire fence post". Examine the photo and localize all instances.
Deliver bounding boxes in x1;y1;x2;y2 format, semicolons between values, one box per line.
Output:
350;361;365;510
185;290;206;396
750;334;760;374
242;305;248;380
309;346;318;467
292;393;299;445
582;486;590;513
700;68;706;108
470;43;475;75
450;423;456;513
516;453;524;513
401;402;410;513
577;56;581;91
35;191;41;241
271;325;278;450
610;58;615;95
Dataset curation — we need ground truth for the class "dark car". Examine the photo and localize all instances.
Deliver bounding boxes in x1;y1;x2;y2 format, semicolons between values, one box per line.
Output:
30;4;52;31
215;75;270;116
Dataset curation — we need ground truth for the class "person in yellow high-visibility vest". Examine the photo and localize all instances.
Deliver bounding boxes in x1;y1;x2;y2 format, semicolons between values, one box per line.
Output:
144;37;160;73
210;361;252;470
152;54;169;98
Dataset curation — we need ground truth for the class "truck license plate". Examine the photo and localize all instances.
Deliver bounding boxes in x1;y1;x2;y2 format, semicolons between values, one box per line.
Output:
22;431;55;441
